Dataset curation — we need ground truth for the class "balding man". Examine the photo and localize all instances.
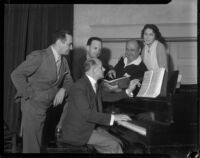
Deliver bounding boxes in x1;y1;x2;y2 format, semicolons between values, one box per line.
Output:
107;40;147;81
59;58;140;153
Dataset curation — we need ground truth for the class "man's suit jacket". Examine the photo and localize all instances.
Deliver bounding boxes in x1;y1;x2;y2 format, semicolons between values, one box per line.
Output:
60;75;129;145
72;52;86;81
11;47;73;114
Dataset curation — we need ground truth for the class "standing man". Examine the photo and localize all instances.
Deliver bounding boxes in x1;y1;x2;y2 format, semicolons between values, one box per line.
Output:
59;58;140;153
11;30;73;153
72;37;103;81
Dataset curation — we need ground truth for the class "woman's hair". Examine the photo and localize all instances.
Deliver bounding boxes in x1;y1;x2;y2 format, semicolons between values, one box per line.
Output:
141;24;167;49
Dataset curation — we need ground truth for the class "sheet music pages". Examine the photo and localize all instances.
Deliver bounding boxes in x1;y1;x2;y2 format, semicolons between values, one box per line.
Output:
145;68;165;97
137;70;153;97
117;120;147;136
137;68;165;98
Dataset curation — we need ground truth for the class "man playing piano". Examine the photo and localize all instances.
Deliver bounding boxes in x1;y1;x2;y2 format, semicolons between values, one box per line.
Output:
59;58;141;153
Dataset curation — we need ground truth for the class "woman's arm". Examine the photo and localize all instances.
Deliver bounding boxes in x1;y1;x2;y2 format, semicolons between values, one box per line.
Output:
156;41;168;71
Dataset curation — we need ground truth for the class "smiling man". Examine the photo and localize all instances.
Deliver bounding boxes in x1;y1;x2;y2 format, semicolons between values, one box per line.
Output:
107;40;147;81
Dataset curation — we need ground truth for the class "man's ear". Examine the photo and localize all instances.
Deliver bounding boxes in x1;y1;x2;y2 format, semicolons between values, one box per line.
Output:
56;39;64;47
92;66;98;74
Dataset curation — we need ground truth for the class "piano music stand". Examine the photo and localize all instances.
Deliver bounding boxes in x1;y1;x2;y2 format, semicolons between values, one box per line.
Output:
121;70;179;123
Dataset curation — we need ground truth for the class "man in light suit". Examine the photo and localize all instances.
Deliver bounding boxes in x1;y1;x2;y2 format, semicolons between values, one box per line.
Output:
60;58;140;153
11;30;73;153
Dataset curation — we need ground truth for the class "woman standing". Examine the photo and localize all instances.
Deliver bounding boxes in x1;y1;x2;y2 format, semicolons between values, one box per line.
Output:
141;24;168;71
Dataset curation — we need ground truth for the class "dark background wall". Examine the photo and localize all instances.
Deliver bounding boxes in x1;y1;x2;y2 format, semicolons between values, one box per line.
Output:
4;4;74;131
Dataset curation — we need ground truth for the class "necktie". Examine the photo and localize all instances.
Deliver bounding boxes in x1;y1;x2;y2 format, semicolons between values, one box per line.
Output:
56;56;61;77
94;83;98;93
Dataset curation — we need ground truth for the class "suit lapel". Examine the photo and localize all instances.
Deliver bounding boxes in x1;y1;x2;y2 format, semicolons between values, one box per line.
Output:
46;47;60;86
47;47;71;87
84;76;98;110
96;86;102;112
84;75;96;95
84;76;103;112
47;47;57;76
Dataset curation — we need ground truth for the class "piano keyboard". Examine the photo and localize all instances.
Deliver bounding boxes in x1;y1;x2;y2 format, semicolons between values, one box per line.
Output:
117;120;147;136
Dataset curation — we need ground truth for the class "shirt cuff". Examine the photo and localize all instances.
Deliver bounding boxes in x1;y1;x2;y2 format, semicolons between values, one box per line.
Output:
125;89;133;97
110;114;115;126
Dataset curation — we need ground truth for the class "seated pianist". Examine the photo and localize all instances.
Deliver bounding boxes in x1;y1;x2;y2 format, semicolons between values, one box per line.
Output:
59;58;141;153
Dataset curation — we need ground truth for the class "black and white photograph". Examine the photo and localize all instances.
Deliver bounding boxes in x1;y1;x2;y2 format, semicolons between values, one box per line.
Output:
4;1;199;157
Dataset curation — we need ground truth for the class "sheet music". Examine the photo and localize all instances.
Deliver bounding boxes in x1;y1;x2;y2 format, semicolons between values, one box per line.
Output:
117;120;147;136
137;68;165;98
145;68;165;98
137;70;153;97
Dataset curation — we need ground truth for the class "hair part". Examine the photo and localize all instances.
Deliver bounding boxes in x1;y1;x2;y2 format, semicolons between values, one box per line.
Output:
86;37;102;46
141;24;167;48
51;29;72;44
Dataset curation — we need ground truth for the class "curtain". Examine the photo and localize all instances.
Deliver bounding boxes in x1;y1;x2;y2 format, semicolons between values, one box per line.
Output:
4;4;30;132
4;4;73;131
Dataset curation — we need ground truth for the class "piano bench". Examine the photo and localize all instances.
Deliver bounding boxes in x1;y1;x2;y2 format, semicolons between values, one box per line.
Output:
43;141;96;153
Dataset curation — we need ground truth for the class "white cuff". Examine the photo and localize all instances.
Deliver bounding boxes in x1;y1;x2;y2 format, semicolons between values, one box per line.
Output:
125;89;133;97
110;114;115;126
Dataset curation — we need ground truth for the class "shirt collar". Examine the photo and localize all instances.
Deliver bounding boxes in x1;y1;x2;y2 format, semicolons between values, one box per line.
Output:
123;55;142;67
145;40;158;53
51;46;61;62
86;74;97;91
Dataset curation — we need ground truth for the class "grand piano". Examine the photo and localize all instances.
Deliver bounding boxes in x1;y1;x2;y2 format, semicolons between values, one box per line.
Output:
102;71;198;153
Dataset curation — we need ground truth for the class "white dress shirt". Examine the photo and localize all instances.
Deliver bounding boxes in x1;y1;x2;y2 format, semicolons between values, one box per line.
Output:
86;75;115;125
123;55;142;68
51;46;61;63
